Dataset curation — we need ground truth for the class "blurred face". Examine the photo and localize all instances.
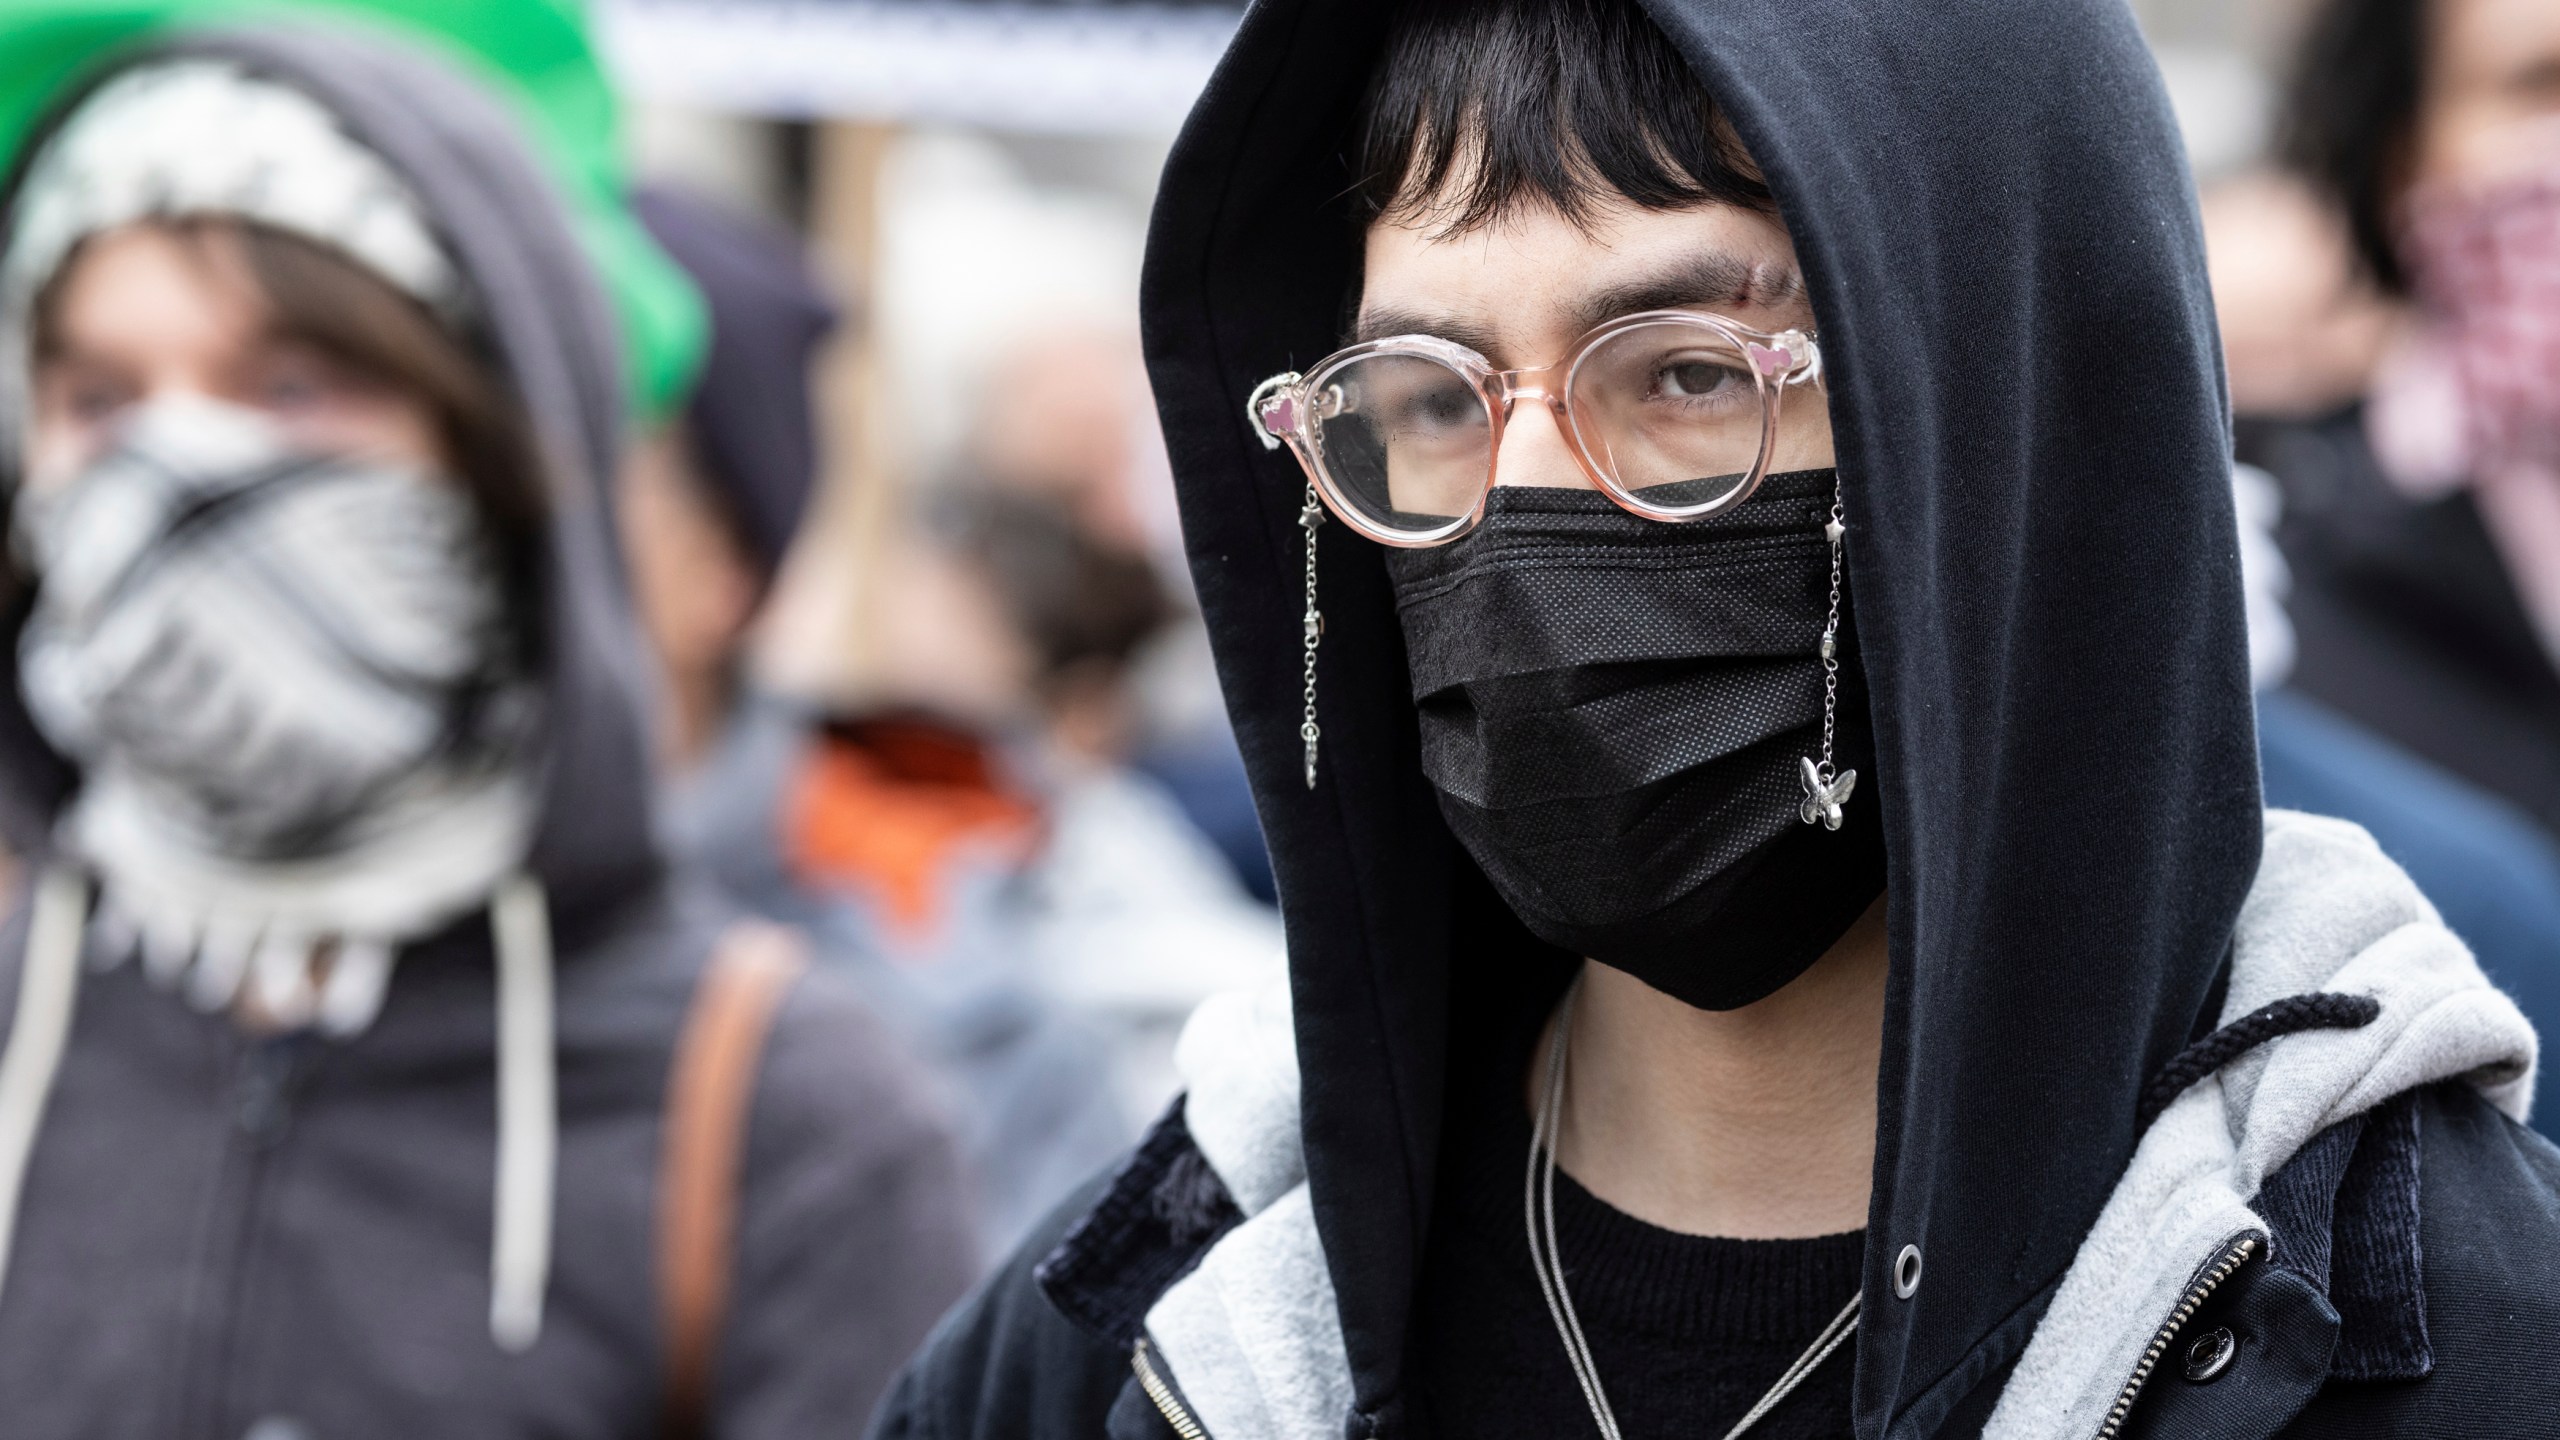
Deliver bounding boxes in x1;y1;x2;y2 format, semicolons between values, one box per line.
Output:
1358;192;1832;494
617;423;761;764
2410;0;2560;192
26;223;444;492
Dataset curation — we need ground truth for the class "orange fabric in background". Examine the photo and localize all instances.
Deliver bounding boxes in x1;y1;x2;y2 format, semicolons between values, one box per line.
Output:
784;717;1041;940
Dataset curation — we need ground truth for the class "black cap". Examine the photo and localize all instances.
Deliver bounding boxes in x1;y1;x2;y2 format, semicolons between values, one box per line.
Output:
634;185;841;578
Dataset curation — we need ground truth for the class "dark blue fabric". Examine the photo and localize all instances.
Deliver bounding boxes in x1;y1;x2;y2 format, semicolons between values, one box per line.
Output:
2107;1086;2560;1439
2254;1095;2431;1383
2259;1115;2362;1301
2258;688;2560;1135
1034;1101;1241;1348
2327;1095;2428;1381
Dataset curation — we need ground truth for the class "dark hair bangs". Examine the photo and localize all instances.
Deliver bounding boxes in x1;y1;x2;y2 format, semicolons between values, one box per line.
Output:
1354;0;1773;235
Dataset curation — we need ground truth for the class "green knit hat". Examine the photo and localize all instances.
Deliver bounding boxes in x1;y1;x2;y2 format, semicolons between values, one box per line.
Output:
0;0;705;417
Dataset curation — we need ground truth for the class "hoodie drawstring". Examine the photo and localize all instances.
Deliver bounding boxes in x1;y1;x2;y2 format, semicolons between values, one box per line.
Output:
2136;991;2382;1132
0;869;555;1353
489;872;556;1353
0;867;89;1312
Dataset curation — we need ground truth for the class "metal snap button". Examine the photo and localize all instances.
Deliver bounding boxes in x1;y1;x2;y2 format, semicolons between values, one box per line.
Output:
1893;1244;1923;1299
2183;1326;2236;1383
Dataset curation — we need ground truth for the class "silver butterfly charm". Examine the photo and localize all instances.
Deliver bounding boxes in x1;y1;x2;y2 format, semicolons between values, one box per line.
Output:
1799;757;1858;831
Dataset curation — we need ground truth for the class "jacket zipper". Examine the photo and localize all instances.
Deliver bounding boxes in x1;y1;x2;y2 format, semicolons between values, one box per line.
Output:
1131;1338;1212;1440
174;1036;301;1438
2093;1232;2260;1440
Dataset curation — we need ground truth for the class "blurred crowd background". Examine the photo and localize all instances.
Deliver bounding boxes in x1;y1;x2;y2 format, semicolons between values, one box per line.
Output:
0;0;2555;1429
2;0;2551;1247
599;0;2560;1191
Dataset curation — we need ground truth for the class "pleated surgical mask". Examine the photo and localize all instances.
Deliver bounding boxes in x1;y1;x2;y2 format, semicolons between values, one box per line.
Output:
1384;467;1883;1009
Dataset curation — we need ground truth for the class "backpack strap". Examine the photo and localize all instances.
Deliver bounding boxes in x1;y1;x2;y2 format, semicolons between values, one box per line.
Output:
658;921;809;1438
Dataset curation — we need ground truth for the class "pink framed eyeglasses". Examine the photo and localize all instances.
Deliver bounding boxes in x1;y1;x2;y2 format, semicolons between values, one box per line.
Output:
1248;309;1827;547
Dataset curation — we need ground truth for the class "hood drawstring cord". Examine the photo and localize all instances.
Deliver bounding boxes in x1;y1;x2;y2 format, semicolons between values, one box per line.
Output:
489;873;556;1353
2135;991;2382;1132
0;869;554;1351
0;867;90;1312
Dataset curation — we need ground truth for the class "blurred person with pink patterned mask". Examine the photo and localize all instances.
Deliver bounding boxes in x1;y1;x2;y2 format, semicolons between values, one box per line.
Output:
2261;0;2560;842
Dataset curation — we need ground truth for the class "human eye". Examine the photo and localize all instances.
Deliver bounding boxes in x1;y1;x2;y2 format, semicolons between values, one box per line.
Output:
2501;55;2560;106
241;344;363;416
1339;364;1480;444
1393;380;1482;434
62;375;137;423
35;360;137;425
1651;353;1753;404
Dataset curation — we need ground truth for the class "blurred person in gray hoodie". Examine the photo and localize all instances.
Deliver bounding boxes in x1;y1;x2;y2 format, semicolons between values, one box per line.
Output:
620;201;1280;1258
0;24;974;1438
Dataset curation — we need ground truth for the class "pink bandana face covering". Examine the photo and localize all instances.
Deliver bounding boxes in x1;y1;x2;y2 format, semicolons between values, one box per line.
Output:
2369;123;2560;659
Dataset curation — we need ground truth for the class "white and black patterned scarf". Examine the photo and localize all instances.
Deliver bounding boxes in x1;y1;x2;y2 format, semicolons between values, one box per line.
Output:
15;398;535;1027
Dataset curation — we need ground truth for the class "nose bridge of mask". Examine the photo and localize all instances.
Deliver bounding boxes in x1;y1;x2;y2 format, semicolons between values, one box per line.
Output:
17;397;306;616
1392;483;1851;802
1392;527;1830;700
15;395;503;831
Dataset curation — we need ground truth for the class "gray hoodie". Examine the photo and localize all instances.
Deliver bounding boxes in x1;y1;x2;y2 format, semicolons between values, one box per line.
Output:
0;25;974;1438
1131;812;2540;1440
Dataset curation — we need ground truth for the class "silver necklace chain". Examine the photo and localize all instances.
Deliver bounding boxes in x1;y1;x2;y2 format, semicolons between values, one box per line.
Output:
1526;977;1861;1440
1299;482;1324;790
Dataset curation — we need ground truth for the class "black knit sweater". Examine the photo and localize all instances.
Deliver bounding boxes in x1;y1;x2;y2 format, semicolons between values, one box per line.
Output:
1413;1047;1864;1440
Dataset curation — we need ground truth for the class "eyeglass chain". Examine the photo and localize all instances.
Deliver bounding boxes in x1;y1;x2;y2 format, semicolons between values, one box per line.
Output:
1529;974;1862;1440
1300;481;1325;789
1799;477;1857;830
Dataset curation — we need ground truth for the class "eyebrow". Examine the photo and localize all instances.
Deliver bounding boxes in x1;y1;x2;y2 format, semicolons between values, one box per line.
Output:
1565;254;1807;336
1353;252;1810;360
1352;307;1506;355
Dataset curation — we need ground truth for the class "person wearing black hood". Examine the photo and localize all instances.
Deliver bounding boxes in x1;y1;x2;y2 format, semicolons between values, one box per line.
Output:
625;184;836;780
873;1;2560;1438
0;24;976;1438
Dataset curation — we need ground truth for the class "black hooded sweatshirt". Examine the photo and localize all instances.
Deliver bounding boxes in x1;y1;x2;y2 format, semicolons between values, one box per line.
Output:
871;1;2560;1438
0;26;976;1438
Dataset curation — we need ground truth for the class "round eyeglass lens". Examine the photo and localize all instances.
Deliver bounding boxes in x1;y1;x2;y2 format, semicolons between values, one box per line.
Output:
1306;352;1491;537
1567;320;1772;516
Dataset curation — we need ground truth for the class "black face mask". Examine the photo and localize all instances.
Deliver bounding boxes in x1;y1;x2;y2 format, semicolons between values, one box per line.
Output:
1384;469;1885;1011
